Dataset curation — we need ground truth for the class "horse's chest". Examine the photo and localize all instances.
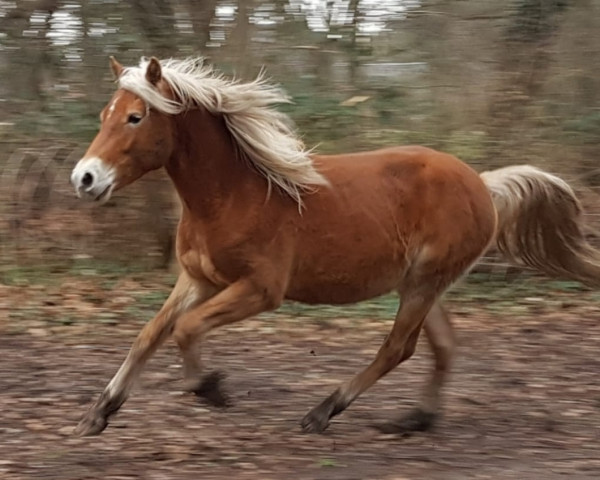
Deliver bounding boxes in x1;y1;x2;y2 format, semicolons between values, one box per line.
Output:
178;247;230;287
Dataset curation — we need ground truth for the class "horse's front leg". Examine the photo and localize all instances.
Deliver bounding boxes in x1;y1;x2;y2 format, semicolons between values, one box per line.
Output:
172;278;284;403
171;280;225;399
74;273;207;436
172;277;284;363
175;325;231;407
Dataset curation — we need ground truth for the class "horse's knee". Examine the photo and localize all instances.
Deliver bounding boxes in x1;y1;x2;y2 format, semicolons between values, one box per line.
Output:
252;282;284;311
172;319;197;350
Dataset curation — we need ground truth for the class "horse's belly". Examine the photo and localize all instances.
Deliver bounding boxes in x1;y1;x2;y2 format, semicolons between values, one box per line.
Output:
285;284;395;305
285;257;405;305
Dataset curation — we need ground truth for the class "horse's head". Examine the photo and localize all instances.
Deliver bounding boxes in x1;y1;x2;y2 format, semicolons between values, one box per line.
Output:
71;57;174;202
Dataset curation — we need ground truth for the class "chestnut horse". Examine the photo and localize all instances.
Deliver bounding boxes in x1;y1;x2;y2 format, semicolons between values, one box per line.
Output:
70;57;600;437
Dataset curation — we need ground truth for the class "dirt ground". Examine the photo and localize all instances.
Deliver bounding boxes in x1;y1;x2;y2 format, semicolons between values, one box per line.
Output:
1;278;600;480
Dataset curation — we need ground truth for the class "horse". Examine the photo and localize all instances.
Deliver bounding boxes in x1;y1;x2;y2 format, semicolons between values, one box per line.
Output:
70;56;600;437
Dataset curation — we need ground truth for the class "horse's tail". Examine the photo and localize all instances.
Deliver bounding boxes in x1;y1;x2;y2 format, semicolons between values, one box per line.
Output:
480;165;600;287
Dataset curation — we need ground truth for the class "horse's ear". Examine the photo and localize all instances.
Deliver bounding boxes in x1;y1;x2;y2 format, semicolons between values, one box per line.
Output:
109;56;124;79
146;57;162;85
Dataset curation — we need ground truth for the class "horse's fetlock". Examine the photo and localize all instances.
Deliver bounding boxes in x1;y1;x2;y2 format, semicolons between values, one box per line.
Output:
98;391;126;417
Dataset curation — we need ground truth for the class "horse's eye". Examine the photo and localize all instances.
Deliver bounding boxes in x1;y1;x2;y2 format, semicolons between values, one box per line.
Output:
128;114;142;125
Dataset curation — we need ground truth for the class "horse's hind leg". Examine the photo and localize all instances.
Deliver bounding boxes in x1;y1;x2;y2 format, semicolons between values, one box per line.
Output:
301;285;440;434
377;301;455;434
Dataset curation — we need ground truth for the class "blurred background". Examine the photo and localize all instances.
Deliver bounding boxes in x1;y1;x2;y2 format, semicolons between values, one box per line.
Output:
2;4;600;476
1;0;599;279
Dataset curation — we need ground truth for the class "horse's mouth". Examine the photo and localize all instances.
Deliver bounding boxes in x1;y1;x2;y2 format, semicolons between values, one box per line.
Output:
94;184;113;203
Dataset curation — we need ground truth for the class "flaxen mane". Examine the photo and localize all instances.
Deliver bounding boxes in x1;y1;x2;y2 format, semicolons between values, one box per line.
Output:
118;57;328;205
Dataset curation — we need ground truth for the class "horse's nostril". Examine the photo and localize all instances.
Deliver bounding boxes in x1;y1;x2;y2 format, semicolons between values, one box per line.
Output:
81;172;94;188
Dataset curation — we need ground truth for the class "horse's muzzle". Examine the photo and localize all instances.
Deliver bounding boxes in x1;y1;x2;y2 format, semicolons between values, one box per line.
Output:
71;156;115;203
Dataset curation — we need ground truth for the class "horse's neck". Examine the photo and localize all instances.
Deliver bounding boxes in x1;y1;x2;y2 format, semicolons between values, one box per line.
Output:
165;109;264;221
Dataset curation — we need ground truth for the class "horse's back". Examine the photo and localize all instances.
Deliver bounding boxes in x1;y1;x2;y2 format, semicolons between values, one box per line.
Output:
285;146;496;303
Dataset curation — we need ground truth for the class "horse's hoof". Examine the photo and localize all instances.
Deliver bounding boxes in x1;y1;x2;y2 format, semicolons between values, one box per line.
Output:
375;409;437;435
301;408;331;434
301;390;347;433
191;371;230;408
73;412;108;437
